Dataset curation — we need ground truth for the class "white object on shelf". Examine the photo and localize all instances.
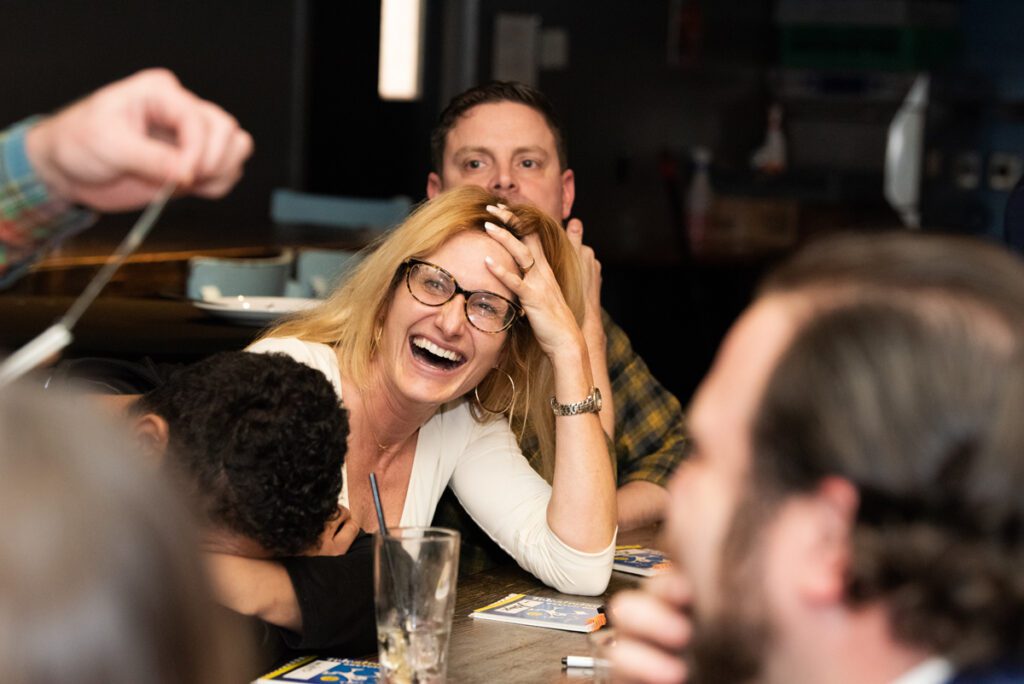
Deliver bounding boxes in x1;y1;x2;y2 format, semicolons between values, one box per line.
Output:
884;74;929;229
751;104;787;175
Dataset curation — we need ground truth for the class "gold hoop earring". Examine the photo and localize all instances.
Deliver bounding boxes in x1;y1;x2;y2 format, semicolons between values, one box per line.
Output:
474;367;515;415
371;324;383;352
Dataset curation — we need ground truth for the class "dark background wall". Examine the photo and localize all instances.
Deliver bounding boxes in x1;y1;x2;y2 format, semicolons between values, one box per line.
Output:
5;0;1024;403
1;1;300;228
304;0;442;200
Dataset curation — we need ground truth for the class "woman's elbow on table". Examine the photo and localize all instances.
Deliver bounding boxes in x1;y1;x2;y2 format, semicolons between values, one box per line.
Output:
552;564;613;597
533;532;615;596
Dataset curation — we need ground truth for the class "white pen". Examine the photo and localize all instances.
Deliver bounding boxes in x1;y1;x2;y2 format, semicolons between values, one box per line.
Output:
561;655;595;669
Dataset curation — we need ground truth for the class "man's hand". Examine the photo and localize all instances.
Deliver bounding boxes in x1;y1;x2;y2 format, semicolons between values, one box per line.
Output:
607;571;693;683
566;217;615;438
566;218;603;337
617;481;670;531
25;68;253;211
311;505;361;556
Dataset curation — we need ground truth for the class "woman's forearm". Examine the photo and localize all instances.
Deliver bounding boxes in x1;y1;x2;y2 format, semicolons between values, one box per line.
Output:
545;341;618;551
582;315;615;439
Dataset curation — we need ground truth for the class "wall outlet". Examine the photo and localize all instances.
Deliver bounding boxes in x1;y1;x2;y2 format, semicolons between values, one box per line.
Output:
988;152;1023;191
953;151;981;190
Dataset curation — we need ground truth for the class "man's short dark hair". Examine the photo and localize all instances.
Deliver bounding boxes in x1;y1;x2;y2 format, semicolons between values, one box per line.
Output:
138;351;347;557
430;81;568;173
750;232;1024;667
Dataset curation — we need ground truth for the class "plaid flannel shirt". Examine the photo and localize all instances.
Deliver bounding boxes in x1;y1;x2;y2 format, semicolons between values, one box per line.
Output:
434;309;688;575
0;118;95;287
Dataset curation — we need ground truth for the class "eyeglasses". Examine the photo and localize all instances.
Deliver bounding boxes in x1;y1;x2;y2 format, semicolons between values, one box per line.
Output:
402;258;523;333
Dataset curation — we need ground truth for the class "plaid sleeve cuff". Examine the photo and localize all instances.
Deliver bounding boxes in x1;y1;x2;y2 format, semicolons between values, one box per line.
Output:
0;117;95;285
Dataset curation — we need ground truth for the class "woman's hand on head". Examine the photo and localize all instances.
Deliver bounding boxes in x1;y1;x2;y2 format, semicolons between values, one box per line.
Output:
482;204;585;360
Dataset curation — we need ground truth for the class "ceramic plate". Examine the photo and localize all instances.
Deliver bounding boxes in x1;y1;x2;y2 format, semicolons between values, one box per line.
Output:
192;296;320;326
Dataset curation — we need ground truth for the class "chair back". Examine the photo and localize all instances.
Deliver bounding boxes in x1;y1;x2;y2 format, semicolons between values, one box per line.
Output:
271;189;411;232
295;248;364;298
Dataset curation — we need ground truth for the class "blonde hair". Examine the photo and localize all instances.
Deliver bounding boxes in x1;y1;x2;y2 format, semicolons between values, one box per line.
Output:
264;185;584;478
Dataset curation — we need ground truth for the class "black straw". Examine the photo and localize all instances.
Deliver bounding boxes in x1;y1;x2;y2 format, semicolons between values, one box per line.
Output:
371;471;405;622
369;472;389;535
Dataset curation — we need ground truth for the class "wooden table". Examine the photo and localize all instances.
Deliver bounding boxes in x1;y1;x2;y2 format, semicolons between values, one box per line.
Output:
0;295;262;362
445;527;660;683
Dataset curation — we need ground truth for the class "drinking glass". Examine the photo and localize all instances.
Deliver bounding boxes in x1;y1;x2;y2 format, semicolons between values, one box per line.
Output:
374;527;460;684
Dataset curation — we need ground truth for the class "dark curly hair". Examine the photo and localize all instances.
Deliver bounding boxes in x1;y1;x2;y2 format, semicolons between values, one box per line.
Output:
430;81;568;173
138;351;347;557
751;232;1024;667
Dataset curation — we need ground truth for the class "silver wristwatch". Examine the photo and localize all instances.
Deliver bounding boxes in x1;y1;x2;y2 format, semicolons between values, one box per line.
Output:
550;387;602;416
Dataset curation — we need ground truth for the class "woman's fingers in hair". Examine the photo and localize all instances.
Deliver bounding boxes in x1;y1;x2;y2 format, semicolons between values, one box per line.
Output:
484;203;544;271
485;203;518;228
483;221;539;275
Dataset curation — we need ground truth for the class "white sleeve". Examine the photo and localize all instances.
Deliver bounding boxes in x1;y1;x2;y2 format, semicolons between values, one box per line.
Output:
447;418;614;596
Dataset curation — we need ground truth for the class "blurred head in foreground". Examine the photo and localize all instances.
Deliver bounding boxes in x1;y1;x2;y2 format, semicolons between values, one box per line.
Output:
0;387;249;684
666;233;1024;682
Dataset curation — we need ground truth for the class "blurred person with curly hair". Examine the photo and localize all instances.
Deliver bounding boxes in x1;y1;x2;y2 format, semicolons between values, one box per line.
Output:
608;233;1024;684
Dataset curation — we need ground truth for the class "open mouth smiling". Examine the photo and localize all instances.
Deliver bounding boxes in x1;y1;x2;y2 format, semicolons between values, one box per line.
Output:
410;336;466;371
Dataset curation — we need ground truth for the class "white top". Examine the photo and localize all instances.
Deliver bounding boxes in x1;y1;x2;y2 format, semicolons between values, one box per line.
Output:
890;658;954;684
248;337;614;596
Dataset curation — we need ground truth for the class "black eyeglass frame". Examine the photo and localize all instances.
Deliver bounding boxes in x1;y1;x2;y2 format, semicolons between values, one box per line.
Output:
402;258;523;333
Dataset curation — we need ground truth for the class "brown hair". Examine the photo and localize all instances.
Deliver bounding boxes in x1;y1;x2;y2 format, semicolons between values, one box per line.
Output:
430;81;568;173
751;232;1024;666
264;185;584;477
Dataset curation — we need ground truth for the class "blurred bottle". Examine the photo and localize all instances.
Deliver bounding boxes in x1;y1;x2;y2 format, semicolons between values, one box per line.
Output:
687;147;713;255
751;104;787;175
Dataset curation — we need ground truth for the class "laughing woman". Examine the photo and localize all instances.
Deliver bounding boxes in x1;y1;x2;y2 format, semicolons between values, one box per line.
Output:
210;185;616;644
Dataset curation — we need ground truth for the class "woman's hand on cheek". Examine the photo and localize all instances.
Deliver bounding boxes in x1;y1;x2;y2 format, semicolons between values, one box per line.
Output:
482;217;584;361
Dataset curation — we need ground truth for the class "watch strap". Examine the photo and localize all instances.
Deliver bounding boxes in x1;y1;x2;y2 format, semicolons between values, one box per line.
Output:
550;387;602;416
